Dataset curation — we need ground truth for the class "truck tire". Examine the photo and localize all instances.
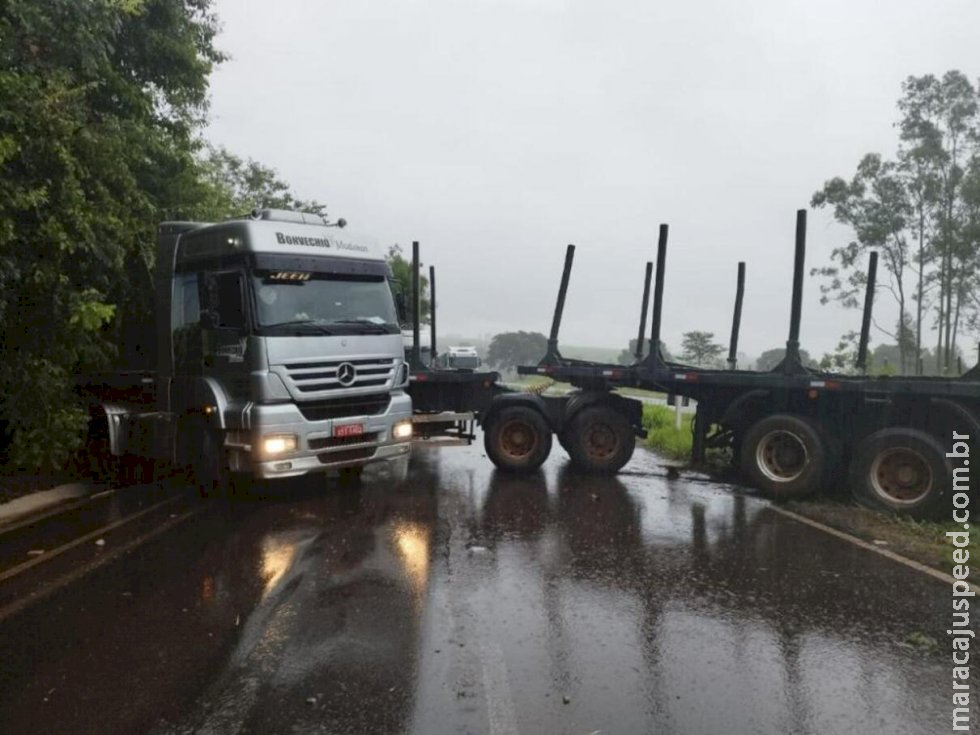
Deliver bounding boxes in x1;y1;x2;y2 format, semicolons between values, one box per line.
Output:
190;424;230;498
849;428;949;519
563;405;636;475
484;406;552;473
739;414;826;499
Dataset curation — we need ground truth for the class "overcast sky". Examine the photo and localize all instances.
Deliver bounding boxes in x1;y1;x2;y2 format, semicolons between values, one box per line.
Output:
205;0;980;360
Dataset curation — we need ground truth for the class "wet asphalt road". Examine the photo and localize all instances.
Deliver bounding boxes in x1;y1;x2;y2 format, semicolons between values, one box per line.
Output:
0;441;973;735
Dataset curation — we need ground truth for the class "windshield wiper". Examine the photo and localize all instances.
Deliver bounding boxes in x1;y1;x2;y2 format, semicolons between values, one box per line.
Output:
328;319;397;334
261;320;335;335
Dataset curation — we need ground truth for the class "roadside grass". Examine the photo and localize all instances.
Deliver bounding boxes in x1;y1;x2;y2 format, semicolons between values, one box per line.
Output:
642;404;693;460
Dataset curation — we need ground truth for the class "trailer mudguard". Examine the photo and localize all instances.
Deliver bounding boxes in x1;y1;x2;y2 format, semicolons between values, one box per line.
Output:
562;391;644;433
929;397;980;443
717;389;771;430
88;403;131;457
481;392;556;431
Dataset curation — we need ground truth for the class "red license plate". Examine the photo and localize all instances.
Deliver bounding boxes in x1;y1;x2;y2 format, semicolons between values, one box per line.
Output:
334;423;364;438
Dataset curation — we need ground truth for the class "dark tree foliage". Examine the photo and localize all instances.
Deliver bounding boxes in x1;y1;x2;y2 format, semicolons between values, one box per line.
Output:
386;245;430;329
0;0;224;469
487;331;548;370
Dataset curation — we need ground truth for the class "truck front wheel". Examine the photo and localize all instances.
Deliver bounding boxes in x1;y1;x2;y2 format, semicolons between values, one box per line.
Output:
849;428;949;519
739;414;826;499
563;405;636;475
190;425;230;498
484;406;552;473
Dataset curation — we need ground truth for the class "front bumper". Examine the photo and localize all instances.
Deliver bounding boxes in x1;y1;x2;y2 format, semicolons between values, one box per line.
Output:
228;392;413;479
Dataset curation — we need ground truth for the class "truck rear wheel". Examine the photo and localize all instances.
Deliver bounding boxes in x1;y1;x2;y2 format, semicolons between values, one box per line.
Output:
849;428;949;519
739;414;826;499
564;405;635;475
484;406;552;473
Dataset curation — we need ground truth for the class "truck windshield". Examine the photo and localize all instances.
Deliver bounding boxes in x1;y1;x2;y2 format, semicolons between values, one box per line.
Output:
251;272;400;335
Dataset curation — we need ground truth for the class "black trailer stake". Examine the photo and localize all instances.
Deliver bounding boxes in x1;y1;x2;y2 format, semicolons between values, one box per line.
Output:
635;262;654;361
855;251;878;373
542;244;575;365
429;265;437;366
647;224;669;367
727;261;746;370
410;241;424;371
775;209;807;374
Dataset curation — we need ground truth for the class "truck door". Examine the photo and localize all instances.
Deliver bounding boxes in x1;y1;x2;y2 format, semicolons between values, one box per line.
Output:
201;270;250;399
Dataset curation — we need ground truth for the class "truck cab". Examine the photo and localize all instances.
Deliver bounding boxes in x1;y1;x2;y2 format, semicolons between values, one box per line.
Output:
120;208;413;487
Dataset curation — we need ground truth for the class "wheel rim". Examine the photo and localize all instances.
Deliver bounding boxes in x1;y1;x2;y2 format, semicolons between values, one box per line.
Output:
755;430;808;482
583;421;619;461
499;419;538;460
869;447;932;505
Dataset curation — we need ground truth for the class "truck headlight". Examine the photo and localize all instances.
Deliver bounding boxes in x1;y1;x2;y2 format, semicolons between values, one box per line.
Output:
262;434;298;456
393;421;413;440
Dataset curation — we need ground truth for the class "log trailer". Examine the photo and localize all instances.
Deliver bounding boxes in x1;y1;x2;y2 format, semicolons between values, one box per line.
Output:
409;211;978;519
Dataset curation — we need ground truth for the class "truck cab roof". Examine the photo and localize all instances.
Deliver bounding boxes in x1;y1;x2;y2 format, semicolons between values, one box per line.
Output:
162;209;383;266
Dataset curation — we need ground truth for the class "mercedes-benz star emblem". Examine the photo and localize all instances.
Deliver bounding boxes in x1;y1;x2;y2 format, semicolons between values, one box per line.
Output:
337;362;357;387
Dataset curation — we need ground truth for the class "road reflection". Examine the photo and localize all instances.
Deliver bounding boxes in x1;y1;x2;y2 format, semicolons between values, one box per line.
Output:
442;451;959;734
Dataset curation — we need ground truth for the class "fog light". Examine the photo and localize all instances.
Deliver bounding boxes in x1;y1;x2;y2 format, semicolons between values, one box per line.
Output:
263;434;297;456
393;421;413;440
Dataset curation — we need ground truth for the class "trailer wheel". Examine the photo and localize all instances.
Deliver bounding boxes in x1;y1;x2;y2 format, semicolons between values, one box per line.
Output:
484;406;552;473
190;425;230;498
739;414;826;499
564;405;636;475
849;428;949;519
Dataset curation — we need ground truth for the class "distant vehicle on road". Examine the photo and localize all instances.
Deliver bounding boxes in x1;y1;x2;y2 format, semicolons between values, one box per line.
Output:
441;346;482;370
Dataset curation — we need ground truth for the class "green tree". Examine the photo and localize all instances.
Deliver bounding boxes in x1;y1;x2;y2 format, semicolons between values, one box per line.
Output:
812;71;980;376
487;331;548;370
0;0;223;469
811;154;913;372
680;331;723;366
386;245;430;328
196;146;326;219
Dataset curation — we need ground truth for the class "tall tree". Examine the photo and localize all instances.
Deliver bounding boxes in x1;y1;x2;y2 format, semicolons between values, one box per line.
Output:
680;331;723;366
812;71;980;375
898;71;978;372
811;155;913;372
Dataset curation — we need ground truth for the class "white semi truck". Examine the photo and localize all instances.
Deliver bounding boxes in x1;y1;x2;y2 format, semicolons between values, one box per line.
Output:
79;209;413;495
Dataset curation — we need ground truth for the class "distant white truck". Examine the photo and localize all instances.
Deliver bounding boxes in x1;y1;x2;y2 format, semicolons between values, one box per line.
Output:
442;346;482;370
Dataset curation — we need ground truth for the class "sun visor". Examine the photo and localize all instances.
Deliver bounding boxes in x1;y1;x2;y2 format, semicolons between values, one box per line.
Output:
251;253;391;277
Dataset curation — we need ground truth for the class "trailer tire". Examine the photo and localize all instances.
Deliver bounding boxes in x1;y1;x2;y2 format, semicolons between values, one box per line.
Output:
484;406;552;473
564;405;636;475
190;424;230;498
849;428;949;519
740;414;826;499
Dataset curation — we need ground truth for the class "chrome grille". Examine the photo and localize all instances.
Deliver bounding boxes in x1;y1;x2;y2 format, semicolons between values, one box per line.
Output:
296;394;391;422
282;357;396;394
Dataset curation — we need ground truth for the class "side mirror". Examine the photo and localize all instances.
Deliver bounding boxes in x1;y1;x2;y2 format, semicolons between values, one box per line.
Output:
394;291;408;324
